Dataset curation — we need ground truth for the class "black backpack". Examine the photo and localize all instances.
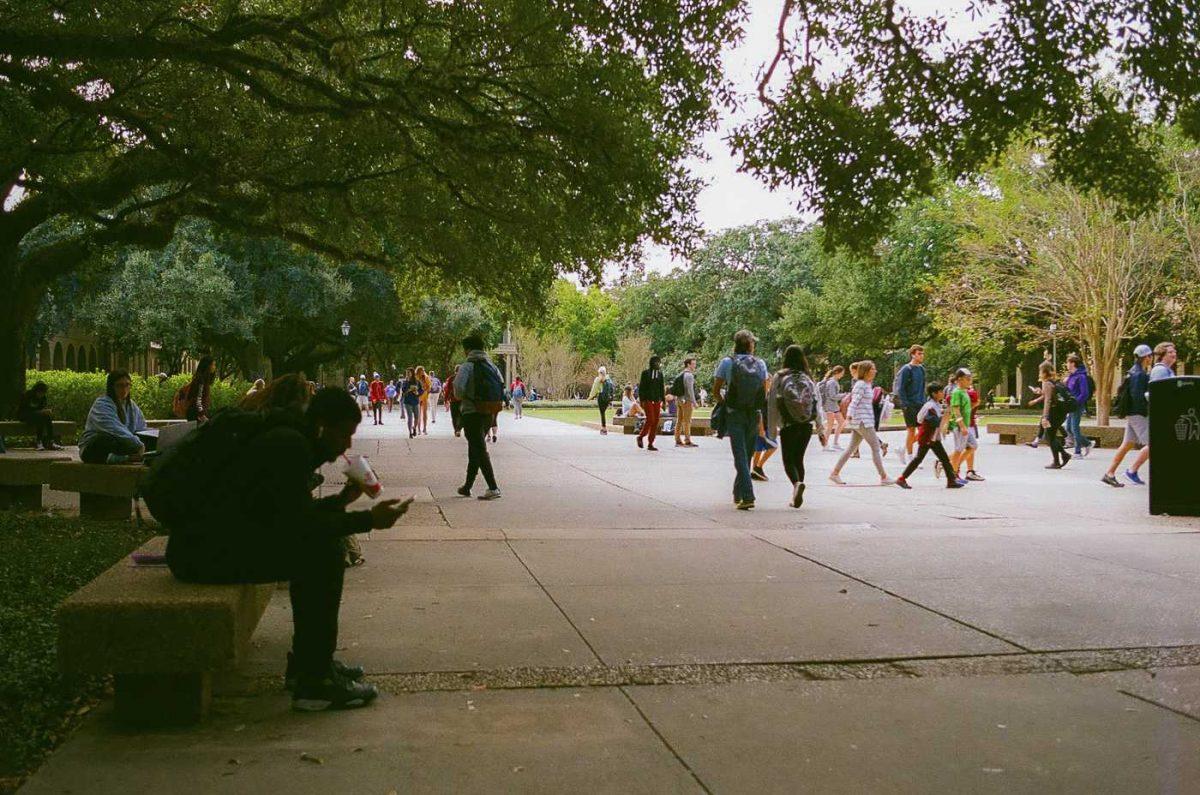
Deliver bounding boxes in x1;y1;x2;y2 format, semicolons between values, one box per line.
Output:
1052;382;1078;414
1114;376;1132;419
725;355;764;410
669;372;687;398
140;409;282;528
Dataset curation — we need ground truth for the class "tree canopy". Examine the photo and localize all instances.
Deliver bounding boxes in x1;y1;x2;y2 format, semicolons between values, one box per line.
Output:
734;1;1200;247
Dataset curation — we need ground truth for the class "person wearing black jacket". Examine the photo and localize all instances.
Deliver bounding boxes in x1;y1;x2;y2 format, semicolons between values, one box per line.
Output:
17;381;62;450
637;356;666;451
165;389;412;712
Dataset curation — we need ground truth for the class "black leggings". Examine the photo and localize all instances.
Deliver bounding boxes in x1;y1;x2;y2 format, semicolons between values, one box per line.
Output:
598;399;610;428
372;402;383;424
80;432;142;464
779;422;814;485
1047;414;1067;464
902;440;956;484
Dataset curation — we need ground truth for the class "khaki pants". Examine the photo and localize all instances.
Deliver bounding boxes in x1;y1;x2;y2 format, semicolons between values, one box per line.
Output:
675;400;694;443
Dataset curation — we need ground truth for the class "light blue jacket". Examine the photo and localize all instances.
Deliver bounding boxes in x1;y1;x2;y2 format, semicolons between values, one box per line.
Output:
79;395;148;452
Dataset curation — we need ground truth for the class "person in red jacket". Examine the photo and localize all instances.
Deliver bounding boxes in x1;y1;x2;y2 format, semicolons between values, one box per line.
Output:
368;372;386;426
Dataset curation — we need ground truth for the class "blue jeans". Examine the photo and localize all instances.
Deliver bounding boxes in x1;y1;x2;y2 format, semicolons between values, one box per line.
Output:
726;407;759;503
1066;408;1089;453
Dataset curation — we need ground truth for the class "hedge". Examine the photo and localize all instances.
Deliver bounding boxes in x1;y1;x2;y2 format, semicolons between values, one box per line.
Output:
19;371;251;426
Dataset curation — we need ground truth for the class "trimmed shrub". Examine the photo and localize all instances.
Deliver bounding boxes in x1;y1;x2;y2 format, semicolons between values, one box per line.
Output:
19;371;250;425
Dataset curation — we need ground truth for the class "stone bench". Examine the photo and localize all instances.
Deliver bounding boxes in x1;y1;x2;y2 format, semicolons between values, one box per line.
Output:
0;450;74;509
145;419;189;430
48;461;145;519
0;419;77;445
614;415;713;436
58;536;274;726
987;421;1129;448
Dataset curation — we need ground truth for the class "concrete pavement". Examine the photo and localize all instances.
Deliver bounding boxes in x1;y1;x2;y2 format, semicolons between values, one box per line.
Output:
23;409;1200;793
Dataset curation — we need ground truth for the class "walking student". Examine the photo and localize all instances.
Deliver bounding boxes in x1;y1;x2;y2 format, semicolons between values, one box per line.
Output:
895;383;964;490
895;345;926;463
752;372;779;481
415;366;431;434
1102;344;1153;487
637;356;666;451
713;330;769;510
673;358;699;447
428;371;442;424
401;368;421;438
1122;341;1177;483
183;356;217;423
368;372;386;425
1039;361;1074;470
946;369;978;484
819;366;845;450
769;345;824;508
453;335;503;500
511;376;527;419
1064;354;1093;456
829;361;892;485
588;366;616;435
445;365;463;437
355;374;370;414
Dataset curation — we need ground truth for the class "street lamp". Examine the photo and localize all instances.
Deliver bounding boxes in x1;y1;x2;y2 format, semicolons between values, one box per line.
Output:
341;320;351;338
1049;323;1058;370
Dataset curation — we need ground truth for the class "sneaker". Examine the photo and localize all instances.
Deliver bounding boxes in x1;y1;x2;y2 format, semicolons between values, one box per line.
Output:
1125;470;1145;485
735;499;755;510
828;473;845;485
647;444;659;451
601;428;608;435
35;441;45;451
956;477;969;486
946;480;965;489
1045;463;1063;469
1024;441;1039;449
1101;473;1124;488
479;489;502;500
879;477;894;486
880;442;890;457
1060;452;1072;467
285;654;365;691
686;442;699;447
47;442;64;451
1081;444;1092;458
456;485;472;498
966;471;985;482
895;477;912;490
637;437;644;449
791;482;805;508
105;453;130;464
292;674;378;712
751;467;768;482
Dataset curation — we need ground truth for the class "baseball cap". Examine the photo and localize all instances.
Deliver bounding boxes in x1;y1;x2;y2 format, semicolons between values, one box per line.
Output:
955;368;972;379
1133;344;1152;358
373;372;380;378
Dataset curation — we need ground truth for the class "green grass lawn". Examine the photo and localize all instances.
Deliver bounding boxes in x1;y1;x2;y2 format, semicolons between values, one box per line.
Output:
0;513;152;792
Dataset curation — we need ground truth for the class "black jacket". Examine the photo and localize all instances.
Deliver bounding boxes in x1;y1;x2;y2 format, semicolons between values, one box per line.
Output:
639;368;666;403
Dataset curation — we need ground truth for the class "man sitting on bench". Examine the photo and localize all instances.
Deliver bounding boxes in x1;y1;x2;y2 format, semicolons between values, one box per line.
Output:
164;388;411;712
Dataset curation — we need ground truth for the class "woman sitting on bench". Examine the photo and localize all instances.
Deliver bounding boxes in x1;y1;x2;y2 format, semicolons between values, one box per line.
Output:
79;370;148;464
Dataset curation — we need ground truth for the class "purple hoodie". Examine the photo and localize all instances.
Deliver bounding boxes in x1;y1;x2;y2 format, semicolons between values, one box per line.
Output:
1065;366;1091;405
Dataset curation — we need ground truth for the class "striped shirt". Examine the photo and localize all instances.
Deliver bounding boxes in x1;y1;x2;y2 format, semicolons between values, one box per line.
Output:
846;379;876;426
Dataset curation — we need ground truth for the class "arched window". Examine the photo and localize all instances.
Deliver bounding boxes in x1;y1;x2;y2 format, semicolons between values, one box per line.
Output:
53;342;63;370
89;347;97;372
65;345;76;371
39;342;50;370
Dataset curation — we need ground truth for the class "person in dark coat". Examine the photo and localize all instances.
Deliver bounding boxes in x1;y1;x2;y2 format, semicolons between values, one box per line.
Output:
637;356;666;451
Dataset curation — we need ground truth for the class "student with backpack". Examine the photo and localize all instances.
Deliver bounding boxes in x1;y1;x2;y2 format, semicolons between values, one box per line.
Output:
1102;345;1153;487
159;388;413;712
672;358;699;447
768;345;825;508
818;366;846;451
637;357;666;451
177;356;217;423
510;376;527;419
895;383;964;490
1064;354;1093;456
713;330;769;510
453;335;503;500
401;368;422;438
587;366;616;435
1039;361;1076;470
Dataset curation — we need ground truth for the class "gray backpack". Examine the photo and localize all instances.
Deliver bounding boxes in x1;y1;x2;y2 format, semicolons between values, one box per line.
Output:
775;371;818;425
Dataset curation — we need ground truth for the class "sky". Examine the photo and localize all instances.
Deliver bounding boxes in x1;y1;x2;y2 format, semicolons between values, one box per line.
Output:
639;0;985;276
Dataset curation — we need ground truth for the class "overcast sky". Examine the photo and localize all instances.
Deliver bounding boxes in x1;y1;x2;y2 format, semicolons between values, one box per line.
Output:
639;0;983;276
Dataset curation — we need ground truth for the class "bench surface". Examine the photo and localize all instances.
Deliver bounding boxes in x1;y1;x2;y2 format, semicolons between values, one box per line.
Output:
0;450;74;484
58;537;274;676
0;419;77;434
987;421;1127;446
48;460;144;497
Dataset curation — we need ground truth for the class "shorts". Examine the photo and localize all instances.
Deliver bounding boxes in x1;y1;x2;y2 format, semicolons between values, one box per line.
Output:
1123;415;1149;446
356;395;369;409
903;405;921;428
755;434;779;453
952;427;977;452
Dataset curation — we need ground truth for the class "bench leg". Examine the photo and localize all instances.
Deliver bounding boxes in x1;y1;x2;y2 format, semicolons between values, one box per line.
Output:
115;672;211;726
79;493;132;520
999;434;1015;445
0;483;41;510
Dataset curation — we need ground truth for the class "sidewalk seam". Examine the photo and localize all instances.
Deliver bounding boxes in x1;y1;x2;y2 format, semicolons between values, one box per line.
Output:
618;686;714;795
504;538;607;666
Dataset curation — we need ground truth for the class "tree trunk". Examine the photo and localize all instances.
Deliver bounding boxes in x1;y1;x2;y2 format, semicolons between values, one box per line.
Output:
0;253;45;418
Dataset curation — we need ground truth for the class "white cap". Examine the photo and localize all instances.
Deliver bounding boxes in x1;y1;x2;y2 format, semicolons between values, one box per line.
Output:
359;374;366;379
1133;344;1152;358
373;372;380;378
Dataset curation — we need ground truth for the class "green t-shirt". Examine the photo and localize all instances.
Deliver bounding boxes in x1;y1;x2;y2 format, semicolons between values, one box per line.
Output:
949;387;972;431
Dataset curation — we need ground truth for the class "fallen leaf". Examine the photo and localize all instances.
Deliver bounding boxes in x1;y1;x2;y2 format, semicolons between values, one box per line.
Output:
300;753;324;765
512;766;525;773
839;589;848;594
227;759;241;766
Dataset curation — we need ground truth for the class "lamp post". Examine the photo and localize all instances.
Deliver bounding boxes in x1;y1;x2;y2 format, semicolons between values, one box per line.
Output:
1049;323;1058;371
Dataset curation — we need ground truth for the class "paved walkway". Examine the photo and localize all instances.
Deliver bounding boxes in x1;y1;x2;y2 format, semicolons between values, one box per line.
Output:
24;410;1200;793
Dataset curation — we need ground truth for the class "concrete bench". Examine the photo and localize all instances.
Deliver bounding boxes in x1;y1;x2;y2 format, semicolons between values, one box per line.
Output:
48;461;144;519
987;421;1128;448
0;450;73;509
0;419;77;444
145;419;189;430
58;536;274;726
614;415;713;436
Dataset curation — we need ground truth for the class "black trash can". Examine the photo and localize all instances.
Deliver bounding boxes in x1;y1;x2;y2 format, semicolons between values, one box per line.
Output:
1149;376;1200;516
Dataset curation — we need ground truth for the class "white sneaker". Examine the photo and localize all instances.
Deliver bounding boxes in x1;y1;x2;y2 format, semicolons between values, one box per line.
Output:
478;489;502;501
828;473;845;485
879;477;894;486
831;444;844;452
